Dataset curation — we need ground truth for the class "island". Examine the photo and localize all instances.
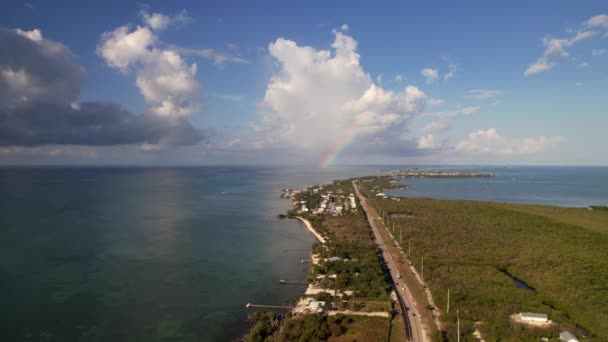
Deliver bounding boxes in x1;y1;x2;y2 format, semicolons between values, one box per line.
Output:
246;175;608;341
380;169;495;178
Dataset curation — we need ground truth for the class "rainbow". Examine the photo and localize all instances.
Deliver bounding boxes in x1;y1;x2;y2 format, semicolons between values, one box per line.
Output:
318;123;359;168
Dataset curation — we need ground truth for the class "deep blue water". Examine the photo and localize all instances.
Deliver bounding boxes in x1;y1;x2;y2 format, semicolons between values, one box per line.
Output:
0;165;606;341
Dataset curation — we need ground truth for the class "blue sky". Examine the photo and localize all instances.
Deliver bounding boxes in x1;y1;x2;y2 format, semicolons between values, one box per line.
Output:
0;1;607;165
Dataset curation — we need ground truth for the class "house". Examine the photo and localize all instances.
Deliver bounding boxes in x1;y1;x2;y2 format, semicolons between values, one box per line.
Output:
307;299;325;313
349;195;356;208
301;205;309;212
559;331;579;342
519;312;548;323
326;256;342;262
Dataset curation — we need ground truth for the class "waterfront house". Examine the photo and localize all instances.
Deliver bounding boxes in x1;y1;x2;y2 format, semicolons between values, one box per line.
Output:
308;299;325;313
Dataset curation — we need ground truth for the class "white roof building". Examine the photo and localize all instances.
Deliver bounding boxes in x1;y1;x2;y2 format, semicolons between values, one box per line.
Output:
307;299;325;313
519;312;548;323
349;196;356;208
559;331;578;342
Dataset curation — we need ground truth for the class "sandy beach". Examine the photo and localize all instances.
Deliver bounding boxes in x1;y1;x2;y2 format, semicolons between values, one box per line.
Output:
296;216;326;244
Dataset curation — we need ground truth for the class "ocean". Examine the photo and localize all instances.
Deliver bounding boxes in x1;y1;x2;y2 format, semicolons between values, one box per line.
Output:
0;165;606;341
385;166;608;207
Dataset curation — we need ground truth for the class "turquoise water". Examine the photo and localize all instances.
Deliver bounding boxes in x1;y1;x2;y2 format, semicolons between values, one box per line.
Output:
386;166;608;207
0;165;606;341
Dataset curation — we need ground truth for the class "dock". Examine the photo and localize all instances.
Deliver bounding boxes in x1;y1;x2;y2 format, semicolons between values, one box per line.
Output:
246;303;293;310
279;279;307;286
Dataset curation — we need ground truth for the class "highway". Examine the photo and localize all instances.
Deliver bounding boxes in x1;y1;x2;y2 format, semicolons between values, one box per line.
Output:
353;181;429;342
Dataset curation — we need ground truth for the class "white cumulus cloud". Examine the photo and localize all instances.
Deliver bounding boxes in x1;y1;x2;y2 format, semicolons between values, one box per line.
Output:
254;28;429;158
585;14;608;29
418;134;437;149
139;9;190;31
420;68;439;84
97;23;200;118
442;57;459;81
456;128;564;155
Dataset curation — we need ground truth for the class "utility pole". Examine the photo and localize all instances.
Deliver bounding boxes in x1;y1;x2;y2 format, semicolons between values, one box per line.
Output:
408;240;411;256
399;229;402;244
447;289;450;314
392;221;395;233
421;256;424;280
457;309;460;342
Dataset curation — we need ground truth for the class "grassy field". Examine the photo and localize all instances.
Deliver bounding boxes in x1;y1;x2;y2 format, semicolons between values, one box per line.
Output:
329;316;391;342
359;176;608;341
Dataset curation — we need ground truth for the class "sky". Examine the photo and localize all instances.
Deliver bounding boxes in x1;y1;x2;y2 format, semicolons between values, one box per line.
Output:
0;1;607;166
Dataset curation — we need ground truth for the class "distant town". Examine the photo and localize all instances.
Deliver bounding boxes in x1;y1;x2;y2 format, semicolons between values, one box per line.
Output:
379;169;495;178
281;186;358;216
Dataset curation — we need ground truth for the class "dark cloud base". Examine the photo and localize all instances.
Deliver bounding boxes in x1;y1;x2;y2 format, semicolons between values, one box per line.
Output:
0;28;207;147
0;101;207;146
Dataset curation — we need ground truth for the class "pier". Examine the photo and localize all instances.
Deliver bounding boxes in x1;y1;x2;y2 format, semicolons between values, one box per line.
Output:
246;303;293;310
279;279;307;286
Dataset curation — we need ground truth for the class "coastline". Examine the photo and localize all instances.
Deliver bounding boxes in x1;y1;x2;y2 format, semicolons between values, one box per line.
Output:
295;216;326;244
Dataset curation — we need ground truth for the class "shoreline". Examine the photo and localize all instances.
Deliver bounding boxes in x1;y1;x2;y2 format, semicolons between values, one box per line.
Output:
295;216;326;244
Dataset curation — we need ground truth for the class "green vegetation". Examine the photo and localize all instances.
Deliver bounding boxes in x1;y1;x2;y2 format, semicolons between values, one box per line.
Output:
296;180;391;299
590;205;608;212
247;313;391;342
247;179;397;341
501;203;608;235
247;312;283;342
359;176;608;341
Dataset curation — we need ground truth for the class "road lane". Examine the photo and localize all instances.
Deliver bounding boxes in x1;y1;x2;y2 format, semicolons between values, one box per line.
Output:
353;181;429;342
